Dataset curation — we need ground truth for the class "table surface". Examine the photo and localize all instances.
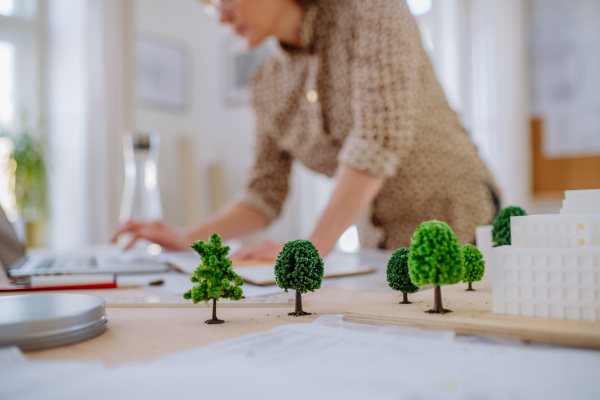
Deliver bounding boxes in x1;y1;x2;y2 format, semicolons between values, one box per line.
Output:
1;249;401;365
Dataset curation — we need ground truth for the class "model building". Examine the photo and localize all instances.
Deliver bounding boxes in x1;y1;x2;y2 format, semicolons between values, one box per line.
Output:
492;190;600;322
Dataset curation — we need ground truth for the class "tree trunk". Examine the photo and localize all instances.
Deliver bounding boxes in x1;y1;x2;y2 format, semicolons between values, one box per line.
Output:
288;290;311;317
295;290;303;313
205;298;225;324
425;285;452;314
399;292;412;304
466;282;475;291
433;286;443;312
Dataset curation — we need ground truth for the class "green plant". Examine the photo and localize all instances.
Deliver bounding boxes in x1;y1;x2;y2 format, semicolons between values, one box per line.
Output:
275;239;324;316
461;244;485;291
492;206;527;247
0;114;48;222
183;234;244;324
386;247;419;304
408;220;464;314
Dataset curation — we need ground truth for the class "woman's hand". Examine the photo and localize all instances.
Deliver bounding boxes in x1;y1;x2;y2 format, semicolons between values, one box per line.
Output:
230;240;284;261
111;220;189;251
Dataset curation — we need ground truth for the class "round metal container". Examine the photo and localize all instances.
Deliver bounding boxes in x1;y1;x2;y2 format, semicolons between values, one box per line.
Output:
0;293;107;351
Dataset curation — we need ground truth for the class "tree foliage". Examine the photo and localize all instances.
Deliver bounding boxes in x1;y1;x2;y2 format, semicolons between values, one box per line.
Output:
408;220;464;286
492;206;527;247
461;244;485;283
386;247;419;294
183;234;244;304
275;239;324;293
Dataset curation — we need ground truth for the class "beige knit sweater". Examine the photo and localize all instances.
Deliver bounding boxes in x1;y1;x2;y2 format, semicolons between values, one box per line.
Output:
239;0;500;249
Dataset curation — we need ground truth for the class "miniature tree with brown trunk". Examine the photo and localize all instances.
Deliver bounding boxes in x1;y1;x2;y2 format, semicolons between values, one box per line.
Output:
386;247;419;304
408;221;464;314
183;234;244;324
274;239;324;316
461;244;485;291
492;206;527;247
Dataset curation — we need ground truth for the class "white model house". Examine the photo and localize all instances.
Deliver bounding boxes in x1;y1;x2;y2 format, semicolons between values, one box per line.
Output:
560;189;600;214
510;214;600;248
492;190;600;322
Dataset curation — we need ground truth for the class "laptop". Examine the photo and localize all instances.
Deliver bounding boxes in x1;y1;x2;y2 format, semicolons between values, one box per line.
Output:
0;204;169;278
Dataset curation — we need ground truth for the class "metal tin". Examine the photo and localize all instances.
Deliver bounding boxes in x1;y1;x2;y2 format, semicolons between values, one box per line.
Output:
0;293;107;351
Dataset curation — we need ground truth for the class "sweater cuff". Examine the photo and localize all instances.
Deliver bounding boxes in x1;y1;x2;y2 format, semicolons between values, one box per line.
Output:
338;136;401;178
234;190;279;223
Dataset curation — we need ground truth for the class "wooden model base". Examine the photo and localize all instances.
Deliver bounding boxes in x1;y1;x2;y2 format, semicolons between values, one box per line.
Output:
343;277;600;349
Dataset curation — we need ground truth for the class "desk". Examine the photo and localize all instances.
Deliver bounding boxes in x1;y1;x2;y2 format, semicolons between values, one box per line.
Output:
1;250;397;365
4;250;600;400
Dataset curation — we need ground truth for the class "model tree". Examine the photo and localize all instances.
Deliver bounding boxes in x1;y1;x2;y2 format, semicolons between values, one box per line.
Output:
386;247;419;304
408;220;464;314
492;206;527;247
461;244;485;291
183;233;244;324
275;239;324;316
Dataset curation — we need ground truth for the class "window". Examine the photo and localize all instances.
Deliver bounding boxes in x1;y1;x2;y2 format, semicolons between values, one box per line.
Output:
0;40;15;125
0;0;42;220
0;0;42;127
0;0;14;16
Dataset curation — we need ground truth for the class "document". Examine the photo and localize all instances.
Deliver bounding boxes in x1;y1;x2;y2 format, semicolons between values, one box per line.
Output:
2;316;600;400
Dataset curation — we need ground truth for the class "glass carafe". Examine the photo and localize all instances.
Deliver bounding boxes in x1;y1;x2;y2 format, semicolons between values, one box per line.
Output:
119;132;162;223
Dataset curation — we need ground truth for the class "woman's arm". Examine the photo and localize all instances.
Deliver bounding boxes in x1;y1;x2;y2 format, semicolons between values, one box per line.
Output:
113;112;292;251
185;203;268;243
309;164;384;255
111;203;268;251
231;164;384;260
113;164;382;256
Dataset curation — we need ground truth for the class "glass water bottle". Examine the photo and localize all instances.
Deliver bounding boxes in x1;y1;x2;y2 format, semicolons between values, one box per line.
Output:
119;132;163;223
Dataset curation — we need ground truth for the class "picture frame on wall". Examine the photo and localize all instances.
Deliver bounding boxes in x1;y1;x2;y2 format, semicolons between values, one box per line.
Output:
222;35;277;107
136;35;189;113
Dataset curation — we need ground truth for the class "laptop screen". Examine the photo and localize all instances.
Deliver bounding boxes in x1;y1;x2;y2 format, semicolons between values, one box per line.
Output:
0;204;25;270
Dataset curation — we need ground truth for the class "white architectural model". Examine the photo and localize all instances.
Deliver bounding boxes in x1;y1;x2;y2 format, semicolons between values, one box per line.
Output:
510;214;600;248
560;189;600;214
492;190;600;322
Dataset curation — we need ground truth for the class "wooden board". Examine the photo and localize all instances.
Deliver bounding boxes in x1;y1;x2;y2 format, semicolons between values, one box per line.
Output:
532;118;600;197
20;287;396;365
343;277;600;349
178;136;203;225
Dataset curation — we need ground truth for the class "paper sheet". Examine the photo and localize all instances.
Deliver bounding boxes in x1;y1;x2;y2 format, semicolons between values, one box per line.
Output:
116;270;285;298
163;252;375;286
3;316;600;400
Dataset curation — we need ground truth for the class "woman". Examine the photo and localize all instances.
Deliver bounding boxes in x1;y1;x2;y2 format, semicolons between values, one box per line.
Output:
112;0;500;260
